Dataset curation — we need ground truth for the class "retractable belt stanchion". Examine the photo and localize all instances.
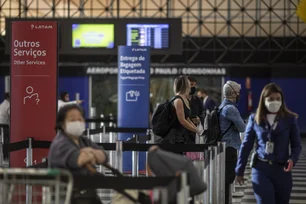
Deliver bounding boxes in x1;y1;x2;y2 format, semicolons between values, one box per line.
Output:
26;138;33;204
109;114;115;168
115;140;123;173
193;158;205;203
177;172;189;204
99;114;105;143
0;127;4;167
209;146;215;204
216;143;222;204
221;142;226;204
89;107;96;142
132;134;139;177
203;149;210;204
152;187;168;204
213;145;218;203
146;130;153;177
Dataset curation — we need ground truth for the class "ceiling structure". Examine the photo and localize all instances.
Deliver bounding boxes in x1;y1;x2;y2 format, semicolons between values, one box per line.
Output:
0;0;305;64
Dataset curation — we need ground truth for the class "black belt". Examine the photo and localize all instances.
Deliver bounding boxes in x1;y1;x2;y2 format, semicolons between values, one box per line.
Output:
258;157;285;166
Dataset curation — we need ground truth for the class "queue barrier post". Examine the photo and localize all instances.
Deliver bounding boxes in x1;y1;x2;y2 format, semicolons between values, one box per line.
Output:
177;172;189;204
216;143;222;204
152;187;168;204
146;130;153;177
109;115;115;168
26;138;33;204
132;134;139;177
0;127;4;167
115;140;123;173
99;114;105;143
213;145;218;203
220;142;226;204
193;159;205;203
86;129;90;139
209;146;215;204
203;149;210;204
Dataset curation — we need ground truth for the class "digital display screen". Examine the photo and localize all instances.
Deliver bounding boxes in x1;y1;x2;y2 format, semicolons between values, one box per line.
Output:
72;24;114;48
126;24;169;49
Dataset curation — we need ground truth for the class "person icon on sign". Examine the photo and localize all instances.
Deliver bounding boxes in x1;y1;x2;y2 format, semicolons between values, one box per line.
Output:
23;86;40;105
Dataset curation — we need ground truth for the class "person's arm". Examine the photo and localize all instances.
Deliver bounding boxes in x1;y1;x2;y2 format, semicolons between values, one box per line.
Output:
82;138;109;164
197;98;205;125
49;141;83;169
235;115;256;176
224;105;246;132
173;99;198;133
289;116;302;166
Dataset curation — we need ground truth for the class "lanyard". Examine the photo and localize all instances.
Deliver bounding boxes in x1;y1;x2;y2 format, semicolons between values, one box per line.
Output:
266;115;279;141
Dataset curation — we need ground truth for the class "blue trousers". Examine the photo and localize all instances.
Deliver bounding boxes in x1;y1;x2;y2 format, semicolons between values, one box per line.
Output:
252;160;292;204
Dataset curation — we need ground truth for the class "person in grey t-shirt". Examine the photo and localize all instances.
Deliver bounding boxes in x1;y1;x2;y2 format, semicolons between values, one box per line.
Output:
48;104;108;174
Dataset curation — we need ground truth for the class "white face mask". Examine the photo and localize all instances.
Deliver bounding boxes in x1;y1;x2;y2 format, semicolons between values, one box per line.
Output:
65;121;85;137
265;99;282;113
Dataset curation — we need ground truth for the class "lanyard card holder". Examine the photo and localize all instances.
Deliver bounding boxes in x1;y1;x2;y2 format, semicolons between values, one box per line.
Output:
250;151;258;168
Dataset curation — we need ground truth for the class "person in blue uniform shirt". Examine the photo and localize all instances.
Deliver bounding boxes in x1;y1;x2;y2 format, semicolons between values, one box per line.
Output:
235;83;302;204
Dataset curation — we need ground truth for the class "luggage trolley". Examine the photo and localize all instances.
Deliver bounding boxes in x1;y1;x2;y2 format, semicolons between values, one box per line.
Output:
0;168;73;204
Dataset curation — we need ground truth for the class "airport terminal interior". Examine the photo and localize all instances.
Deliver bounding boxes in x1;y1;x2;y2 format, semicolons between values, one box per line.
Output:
0;0;306;203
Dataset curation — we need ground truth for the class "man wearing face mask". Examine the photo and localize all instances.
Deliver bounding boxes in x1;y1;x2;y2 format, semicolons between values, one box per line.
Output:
186;77;205;144
219;81;246;204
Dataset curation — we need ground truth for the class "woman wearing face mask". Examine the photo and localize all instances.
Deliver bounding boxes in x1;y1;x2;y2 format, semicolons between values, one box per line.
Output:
235;83;302;204
159;76;203;149
48;104;108;204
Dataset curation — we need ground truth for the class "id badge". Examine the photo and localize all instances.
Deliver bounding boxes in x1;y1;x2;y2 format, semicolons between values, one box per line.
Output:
265;141;274;154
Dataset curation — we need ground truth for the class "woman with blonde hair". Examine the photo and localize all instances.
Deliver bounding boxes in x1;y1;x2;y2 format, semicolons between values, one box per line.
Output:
235;83;302;204
159;76;203;148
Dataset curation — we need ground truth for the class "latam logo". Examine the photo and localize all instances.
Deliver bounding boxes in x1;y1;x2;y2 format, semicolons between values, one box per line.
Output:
31;24;53;30
132;48;147;52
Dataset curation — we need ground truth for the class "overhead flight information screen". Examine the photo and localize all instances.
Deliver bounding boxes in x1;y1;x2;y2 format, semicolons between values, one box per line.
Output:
126;24;169;49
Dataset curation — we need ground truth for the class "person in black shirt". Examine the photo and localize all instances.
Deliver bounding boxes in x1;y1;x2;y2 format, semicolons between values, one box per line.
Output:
186;76;205;144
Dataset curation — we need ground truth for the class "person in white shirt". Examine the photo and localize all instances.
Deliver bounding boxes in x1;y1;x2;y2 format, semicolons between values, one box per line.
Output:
0;93;10;159
58;91;83;111
0;93;10;125
197;88;216;114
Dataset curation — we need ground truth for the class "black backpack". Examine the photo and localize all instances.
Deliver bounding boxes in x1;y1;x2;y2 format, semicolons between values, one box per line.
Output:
203;105;232;145
151;97;177;138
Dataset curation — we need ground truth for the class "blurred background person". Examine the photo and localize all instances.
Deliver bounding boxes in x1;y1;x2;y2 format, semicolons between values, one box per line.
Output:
197;88;216;114
0;92;10;125
219;81;246;204
236;83;302;204
49;104;108;204
186;76;204;144
0;92;10;160
58;91;83;111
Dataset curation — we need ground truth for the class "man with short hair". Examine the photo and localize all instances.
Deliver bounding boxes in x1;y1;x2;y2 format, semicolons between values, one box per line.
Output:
187;76;205;144
197;88;216;114
219;81;246;204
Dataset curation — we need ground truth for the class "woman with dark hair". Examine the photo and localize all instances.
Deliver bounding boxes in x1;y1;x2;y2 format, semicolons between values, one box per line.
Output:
48;104;107;204
235;83;302;204
58;91;83;111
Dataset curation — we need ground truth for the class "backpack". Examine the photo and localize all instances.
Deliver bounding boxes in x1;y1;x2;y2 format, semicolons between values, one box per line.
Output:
151;97;178;138
203;105;233;145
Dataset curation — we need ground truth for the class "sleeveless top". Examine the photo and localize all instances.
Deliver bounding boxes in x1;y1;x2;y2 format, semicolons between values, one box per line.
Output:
170;95;191;129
